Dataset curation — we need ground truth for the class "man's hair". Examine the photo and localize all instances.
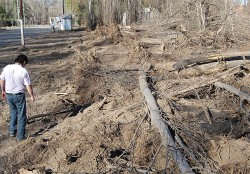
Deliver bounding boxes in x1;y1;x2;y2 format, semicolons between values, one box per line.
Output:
14;54;28;64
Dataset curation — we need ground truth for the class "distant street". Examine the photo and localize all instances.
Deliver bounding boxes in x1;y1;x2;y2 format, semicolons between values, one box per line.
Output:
0;26;51;47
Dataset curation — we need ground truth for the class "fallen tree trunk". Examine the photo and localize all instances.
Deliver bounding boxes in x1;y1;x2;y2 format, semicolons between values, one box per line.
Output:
173;51;250;70
178;60;250;78
171;65;241;97
27;108;75;122
139;71;194;174
214;82;250;102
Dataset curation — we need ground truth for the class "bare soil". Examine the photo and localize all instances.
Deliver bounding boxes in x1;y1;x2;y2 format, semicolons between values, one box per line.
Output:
0;25;249;174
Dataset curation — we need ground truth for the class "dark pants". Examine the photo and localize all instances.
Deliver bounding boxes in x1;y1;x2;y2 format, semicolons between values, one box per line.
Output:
51;26;55;32
6;93;27;141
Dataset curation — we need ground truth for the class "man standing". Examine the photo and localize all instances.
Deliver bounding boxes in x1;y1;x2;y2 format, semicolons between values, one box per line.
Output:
0;54;35;141
50;18;56;33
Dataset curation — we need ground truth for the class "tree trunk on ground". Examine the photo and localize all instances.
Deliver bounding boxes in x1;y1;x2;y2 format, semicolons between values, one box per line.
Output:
178;60;250;78
139;71;194;174
173;51;250;71
171;65;242;97
215;82;250;102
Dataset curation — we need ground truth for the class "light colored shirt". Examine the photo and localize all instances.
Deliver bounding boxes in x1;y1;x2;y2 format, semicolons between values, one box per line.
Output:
0;64;31;94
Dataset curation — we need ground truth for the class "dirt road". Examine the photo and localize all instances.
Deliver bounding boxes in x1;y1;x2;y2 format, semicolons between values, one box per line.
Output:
0;26;51;47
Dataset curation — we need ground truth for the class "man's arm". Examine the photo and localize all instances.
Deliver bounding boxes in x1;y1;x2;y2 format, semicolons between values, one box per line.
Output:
26;85;35;101
0;79;6;100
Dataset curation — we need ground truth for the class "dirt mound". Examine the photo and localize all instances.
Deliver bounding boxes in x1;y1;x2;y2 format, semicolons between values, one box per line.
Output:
0;25;249;173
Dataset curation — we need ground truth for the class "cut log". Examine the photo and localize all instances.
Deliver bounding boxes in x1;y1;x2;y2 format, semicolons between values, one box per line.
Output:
139;71;194;174
138;38;165;54
214;82;250;102
174;51;250;70
119;25;137;35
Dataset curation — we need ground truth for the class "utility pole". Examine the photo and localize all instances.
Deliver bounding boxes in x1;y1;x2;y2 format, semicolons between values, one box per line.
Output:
63;0;65;14
87;0;93;30
19;0;25;47
70;0;72;13
17;0;20;19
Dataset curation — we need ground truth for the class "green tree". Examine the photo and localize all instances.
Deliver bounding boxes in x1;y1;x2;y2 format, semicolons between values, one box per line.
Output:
0;6;5;20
